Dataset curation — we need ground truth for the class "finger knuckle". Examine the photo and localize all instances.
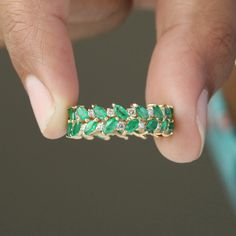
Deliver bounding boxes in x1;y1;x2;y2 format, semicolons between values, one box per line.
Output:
2;0;39;41
202;22;236;93
71;0;131;24
205;22;236;64
2;0;46;70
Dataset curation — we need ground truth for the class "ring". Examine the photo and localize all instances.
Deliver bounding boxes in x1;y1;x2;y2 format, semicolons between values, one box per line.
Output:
66;104;174;140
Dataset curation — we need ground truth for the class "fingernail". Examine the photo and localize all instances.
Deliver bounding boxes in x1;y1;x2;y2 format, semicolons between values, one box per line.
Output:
24;75;55;135
196;89;208;157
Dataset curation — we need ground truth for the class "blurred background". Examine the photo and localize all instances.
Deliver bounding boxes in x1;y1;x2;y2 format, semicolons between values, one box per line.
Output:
0;11;235;236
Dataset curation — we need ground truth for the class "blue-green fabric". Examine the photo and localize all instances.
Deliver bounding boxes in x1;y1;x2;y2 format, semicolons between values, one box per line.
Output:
207;91;236;210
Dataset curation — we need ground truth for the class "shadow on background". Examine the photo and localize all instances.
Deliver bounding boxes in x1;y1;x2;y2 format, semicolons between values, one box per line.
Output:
0;11;235;236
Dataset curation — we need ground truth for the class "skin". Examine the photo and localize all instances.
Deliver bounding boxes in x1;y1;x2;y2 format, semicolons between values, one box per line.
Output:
223;68;236;124
0;0;236;163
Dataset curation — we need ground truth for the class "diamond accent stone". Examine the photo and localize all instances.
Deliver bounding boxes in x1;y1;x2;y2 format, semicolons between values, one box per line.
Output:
127;108;136;117
96;122;104;131
80;124;86;131
138;121;145;130
117;121;125;131
88;109;95;118
147;107;154;117
155;122;161;132
107;108;115;117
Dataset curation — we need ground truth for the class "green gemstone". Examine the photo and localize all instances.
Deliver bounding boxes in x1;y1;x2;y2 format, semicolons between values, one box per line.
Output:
167;122;174;134
67;122;73;136
146;119;158;133
136;106;149;119
161;120;169;132
93;105;107;120
84;120;97;135
125;119;139;133
153;106;163;121
114;105;129;120
72;122;81;136
165;107;174;120
103;118;118;134
76;106;89;121
169;122;174;130
68;108;76;120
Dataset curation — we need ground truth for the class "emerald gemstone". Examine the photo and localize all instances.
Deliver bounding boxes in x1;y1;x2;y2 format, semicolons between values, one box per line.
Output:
169;122;174;130
161;119;169;132
72;122;81;136
165;107;174;120
93;105;107;120
136;106;149;119
114;105;129;120
125;119;139;133
167;122;174;134
76;106;89;121
84;120;97;135
68;108;76;120
103;118;118;134
67;122;73;136
153;106;163;121
146;119;158;133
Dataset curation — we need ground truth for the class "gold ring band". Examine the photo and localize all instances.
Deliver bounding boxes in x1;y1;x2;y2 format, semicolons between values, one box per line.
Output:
66;104;174;140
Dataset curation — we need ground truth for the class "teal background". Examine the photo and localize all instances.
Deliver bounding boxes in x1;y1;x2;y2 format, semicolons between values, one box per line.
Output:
0;11;235;236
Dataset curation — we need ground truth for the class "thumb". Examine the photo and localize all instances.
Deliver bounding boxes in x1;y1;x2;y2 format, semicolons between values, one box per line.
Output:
146;0;236;162
0;0;78;139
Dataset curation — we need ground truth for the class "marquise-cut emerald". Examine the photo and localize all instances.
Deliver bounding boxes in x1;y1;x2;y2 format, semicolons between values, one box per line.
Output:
161;119;168;132
125;119;139;133
153;106;163;121
68;108;76;120
146;119;158;133
165;106;174;120
67;122;73;136
114;105;129;120
72;122;81;136
103;118;118;134
84;120;97;135
76;106;89;121
167;122;174;134
136;106;149;119
93;105;107;120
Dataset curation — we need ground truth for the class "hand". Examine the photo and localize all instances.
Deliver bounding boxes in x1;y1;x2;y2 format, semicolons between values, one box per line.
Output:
0;0;235;163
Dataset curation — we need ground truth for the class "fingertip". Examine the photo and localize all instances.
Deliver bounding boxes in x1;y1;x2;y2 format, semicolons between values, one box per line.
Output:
25;74;78;140
154;126;203;164
150;96;205;163
152;91;207;163
42;104;68;139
